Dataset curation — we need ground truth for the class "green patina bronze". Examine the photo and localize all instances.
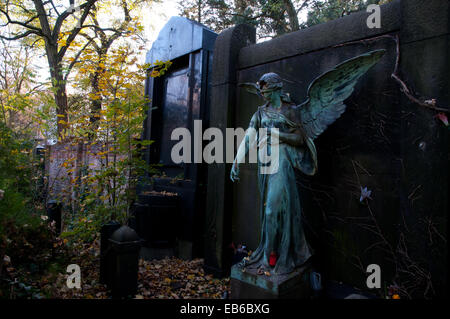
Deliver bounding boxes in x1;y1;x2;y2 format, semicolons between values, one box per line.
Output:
230;50;386;276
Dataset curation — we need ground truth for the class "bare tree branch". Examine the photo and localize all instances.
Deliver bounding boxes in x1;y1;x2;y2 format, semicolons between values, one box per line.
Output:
52;0;95;40
48;0;60;16
0;29;42;41
57;0;98;60
296;0;310;14
0;8;43;35
64;39;94;82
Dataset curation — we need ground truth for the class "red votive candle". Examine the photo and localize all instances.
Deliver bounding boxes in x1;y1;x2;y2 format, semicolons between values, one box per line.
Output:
269;251;277;267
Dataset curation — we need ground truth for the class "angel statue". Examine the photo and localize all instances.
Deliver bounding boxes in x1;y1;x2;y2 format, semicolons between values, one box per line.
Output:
230;49;385;275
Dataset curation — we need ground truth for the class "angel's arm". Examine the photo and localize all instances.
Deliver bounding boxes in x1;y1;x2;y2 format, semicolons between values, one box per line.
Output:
233;125;258;165
274;128;305;146
231;112;259;182
273;107;305;147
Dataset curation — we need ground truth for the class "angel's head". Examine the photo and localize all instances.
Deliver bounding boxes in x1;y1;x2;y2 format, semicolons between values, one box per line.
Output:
258;73;283;94
239;73;291;105
257;73;284;105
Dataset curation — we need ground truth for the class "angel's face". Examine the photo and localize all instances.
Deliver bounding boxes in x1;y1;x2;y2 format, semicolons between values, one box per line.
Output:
259;82;282;107
259;82;273;100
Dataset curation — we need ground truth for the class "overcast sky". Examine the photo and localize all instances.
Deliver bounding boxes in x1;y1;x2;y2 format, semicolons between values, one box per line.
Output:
144;0;181;48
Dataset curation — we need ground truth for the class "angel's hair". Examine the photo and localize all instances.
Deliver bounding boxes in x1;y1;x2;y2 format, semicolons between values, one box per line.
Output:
258;73;283;90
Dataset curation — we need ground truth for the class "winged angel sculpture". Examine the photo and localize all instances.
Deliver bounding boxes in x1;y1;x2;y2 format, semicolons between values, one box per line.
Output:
230;50;385;275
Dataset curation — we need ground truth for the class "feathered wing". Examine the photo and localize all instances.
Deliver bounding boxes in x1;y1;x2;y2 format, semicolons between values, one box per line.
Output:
239;82;262;98
239;82;292;102
299;49;386;140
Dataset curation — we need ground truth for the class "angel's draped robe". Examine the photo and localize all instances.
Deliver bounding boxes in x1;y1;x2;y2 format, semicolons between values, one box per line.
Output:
245;106;318;275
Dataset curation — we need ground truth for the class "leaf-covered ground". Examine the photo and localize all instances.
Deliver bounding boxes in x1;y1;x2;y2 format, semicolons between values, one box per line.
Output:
34;240;230;299
136;258;230;299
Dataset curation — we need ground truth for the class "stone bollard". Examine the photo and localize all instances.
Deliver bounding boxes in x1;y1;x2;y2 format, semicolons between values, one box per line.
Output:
46;200;61;235
108;225;143;299
99;220;121;284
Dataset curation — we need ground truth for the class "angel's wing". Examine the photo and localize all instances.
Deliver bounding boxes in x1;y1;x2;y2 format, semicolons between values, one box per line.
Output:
299;49;385;140
239;82;263;98
239;82;291;102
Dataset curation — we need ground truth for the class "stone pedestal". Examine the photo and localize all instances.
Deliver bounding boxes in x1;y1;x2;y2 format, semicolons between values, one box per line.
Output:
230;264;311;299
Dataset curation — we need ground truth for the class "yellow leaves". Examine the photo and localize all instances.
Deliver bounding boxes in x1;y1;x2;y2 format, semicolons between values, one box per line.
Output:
4;104;18;112
114;91;127;99
149;60;172;78
150;70;160;78
58;38;67;47
136;258;230;299
58;129;68;142
89;93;101;100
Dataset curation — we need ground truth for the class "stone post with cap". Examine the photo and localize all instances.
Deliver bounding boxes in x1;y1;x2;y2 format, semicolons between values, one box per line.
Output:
107;225;143;298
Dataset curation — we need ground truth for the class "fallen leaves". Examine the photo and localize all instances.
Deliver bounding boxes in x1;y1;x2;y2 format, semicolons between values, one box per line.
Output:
136;257;230;299
4;236;230;299
37;240;109;299
34;241;229;299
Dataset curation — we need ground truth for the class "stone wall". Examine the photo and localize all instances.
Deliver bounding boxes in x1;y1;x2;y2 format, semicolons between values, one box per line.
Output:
205;0;448;297
45;142;126;207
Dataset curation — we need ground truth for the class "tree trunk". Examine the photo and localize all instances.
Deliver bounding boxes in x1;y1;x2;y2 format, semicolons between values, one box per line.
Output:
198;0;202;23
52;64;69;136
283;0;300;32
89;47;108;135
33;0;69;137
89;71;102;136
90;85;102;121
46;47;69;137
